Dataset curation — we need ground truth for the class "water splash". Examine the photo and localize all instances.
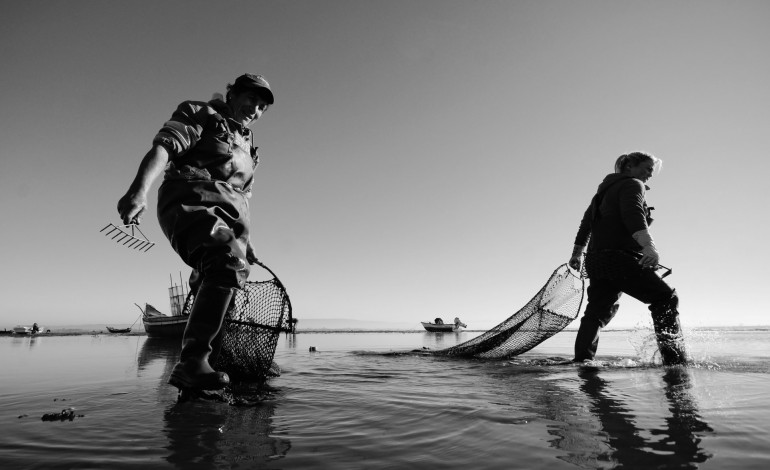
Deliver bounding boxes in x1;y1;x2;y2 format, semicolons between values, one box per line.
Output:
626;320;661;364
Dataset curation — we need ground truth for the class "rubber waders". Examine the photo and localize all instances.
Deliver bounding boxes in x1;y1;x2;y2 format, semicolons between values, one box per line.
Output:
168;283;234;390
654;312;688;366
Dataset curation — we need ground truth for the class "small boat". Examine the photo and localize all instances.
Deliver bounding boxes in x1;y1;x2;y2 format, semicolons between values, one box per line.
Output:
139;303;187;338
139;274;190;338
421;317;467;332
12;324;43;335
421;322;457;332
106;326;132;334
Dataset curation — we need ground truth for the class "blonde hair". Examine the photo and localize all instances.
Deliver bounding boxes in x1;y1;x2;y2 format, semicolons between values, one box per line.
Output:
614;152;662;173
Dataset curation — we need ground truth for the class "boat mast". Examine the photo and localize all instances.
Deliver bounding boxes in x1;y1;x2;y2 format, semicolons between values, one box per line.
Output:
168;272;187;316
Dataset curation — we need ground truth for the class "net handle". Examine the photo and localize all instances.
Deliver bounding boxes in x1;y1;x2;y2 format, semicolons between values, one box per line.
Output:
624;251;673;278
251;258;284;288
249;258;294;331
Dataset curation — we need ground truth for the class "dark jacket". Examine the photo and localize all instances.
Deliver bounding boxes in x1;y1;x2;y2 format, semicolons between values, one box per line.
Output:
574;174;652;254
152;99;259;191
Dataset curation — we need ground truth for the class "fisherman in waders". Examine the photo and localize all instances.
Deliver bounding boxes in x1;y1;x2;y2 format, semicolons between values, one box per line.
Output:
568;152;688;366
118;73;274;390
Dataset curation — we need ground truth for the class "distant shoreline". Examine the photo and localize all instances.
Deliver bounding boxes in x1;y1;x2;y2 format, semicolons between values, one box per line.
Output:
0;329;492;337
2;325;769;338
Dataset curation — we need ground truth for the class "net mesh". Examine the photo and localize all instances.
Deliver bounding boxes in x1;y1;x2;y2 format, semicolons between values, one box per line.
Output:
433;264;585;359
182;274;293;382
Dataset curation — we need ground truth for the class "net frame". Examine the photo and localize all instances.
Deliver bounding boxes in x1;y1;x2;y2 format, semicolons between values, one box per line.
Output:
182;260;293;382
435;264;585;359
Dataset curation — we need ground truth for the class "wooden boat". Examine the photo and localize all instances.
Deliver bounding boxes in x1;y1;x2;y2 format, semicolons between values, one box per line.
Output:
106;326;132;334
421;317;467;332
139;274;190;338
139;303;187;338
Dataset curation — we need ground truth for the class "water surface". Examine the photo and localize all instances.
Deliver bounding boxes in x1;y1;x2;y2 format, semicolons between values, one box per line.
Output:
2;328;769;469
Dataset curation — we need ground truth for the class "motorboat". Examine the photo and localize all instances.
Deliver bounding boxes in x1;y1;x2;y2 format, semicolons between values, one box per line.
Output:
12;324;43;335
421;317;467;332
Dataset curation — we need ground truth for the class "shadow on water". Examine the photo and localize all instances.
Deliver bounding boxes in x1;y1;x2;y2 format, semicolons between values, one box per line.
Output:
545;366;714;468
136;337;292;467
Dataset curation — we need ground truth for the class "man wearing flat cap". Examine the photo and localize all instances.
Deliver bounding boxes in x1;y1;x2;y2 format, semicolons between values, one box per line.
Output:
118;73;275;391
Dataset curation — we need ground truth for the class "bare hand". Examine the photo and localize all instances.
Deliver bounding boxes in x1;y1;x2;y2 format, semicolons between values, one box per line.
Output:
115;144;170;225
568;254;583;272
117;191;147;225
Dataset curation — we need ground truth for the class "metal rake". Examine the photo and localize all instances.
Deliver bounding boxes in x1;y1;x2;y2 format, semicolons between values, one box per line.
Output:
99;223;155;252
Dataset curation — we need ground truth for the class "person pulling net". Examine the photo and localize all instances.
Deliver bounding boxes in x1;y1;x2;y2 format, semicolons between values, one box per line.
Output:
432;264;585;359
567;151;688;365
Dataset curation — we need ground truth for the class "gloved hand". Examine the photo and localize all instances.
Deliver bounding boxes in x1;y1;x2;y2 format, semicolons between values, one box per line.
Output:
639;244;660;268
632;229;659;268
569;245;585;271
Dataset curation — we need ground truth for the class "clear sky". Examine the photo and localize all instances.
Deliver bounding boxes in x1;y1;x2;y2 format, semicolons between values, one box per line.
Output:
1;0;768;330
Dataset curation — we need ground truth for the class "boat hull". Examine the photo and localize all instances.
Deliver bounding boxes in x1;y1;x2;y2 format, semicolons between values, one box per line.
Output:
142;315;187;338
106;327;131;334
12;326;43;335
421;322;460;332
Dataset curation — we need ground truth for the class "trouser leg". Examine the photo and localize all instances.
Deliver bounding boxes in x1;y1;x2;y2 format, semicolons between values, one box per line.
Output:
158;180;252;388
168;282;234;390
650;296;687;365
620;271;688;366
208;295;238;369
158;180;252;290
574;280;621;361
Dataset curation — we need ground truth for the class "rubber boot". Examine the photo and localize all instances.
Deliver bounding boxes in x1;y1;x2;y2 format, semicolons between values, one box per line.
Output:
573;304;619;362
652;309;688;366
573;316;601;362
168;283;234;390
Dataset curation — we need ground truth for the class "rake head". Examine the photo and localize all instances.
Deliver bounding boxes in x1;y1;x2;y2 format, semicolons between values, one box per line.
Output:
99;223;155;252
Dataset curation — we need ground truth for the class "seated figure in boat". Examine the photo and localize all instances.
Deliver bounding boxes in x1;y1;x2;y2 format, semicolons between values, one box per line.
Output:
434;317;444;325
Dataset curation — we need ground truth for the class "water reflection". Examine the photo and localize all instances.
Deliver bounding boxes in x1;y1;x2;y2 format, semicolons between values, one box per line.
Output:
11;335;40;349
653;368;714;464
552;367;713;468
162;389;291;468
423;331;462;349
137;337;292;467
137;337;180;372
284;332;297;350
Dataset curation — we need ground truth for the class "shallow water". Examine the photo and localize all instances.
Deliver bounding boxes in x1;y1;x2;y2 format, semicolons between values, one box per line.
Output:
2;328;769;469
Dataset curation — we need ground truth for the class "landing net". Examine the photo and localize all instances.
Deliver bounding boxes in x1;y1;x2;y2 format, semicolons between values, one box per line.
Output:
182;261;293;382
434;264;585;359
